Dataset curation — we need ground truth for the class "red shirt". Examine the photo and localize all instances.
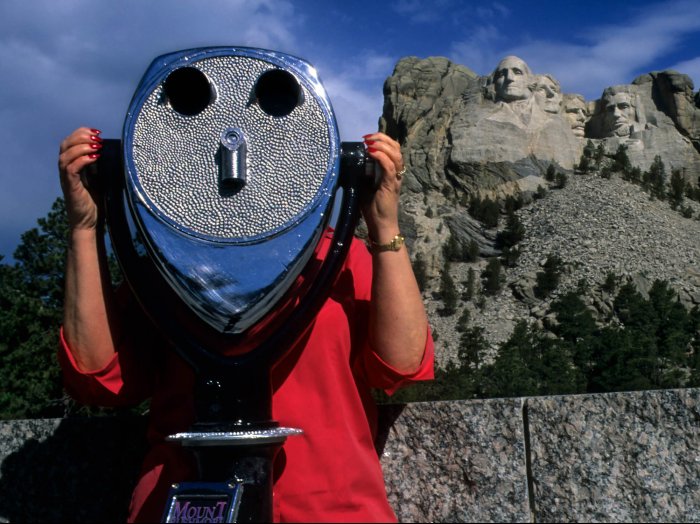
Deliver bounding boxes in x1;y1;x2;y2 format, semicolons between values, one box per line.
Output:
59;234;434;523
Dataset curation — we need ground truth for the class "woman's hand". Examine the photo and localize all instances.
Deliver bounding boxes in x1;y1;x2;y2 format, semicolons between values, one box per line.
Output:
361;132;405;243
58;127;103;230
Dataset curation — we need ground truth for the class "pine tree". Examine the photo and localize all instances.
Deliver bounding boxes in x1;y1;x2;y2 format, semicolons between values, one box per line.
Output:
545;163;556;182
439;261;458;316
594;142;606;168
602;272;618;293
555;172;568;189
480;198;500;228
648;280;692;383
480;320;583;398
497;211;525;249
606;282;660;390
629;166;642;184
443;234;461;262
612;144;632;175
459;324;488;371
645;155;666;200
468;195;500;228
465;239;480;262
551;292;598;383
481;258;503;295
0;201;66;417
534;254;563;298
504;195;524;214
577;154;590;174
463;268;476;301
669;168;685;209
456;308;471;333
480;321;538;397
576;140;595;174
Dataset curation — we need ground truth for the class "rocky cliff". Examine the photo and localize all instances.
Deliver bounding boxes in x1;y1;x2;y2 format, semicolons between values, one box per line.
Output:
378;55;700;365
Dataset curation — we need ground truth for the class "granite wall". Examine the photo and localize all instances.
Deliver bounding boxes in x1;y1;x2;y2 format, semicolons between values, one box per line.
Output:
2;388;699;522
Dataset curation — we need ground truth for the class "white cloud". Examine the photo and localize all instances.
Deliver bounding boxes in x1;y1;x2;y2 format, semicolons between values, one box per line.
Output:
392;0;438;23
476;2;511;20
449;25;504;75
323;75;382;140
0;0;305;257
391;0;457;24
318;53;396;140
447;0;700;100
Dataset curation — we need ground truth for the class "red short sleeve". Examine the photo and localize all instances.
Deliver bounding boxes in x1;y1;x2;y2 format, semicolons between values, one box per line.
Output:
58;327;156;407
361;325;435;395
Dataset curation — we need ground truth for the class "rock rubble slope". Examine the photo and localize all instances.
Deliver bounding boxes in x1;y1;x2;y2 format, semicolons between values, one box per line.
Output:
421;173;700;367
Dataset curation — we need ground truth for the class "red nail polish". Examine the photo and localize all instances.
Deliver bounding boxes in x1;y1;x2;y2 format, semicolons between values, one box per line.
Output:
90;135;103;142
88;153;100;159
362;134;374;139
367;147;377;153
90;129;102;134
364;139;376;145
90;143;102;149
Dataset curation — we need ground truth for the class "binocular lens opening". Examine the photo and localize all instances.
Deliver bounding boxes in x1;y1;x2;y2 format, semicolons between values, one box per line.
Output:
163;67;214;116
255;69;302;117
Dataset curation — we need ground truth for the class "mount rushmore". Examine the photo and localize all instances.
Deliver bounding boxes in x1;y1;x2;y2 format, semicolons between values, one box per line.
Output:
375;55;700;358
380;55;700;199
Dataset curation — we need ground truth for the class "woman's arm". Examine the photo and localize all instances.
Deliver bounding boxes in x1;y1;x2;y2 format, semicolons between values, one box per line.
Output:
362;132;429;373
59;127;121;371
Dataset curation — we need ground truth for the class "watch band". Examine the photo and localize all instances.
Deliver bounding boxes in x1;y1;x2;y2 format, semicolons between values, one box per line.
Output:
368;234;405;253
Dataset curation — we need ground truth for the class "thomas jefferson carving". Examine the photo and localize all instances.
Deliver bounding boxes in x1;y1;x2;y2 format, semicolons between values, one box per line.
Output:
535;74;562;114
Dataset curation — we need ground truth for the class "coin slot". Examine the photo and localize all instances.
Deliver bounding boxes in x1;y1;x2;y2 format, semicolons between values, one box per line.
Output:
255;69;302;117
163;67;215;116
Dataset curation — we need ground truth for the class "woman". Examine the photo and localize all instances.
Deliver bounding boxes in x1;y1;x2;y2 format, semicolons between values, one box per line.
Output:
58;127;434;522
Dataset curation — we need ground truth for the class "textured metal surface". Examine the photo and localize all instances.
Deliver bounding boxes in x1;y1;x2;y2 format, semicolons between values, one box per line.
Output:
130;55;332;241
117;48;340;334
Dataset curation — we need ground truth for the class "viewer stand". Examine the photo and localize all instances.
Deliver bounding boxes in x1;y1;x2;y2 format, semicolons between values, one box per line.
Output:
99;46;376;524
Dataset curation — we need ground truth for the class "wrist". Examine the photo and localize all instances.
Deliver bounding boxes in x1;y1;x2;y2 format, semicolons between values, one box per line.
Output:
367;233;405;254
366;222;401;245
68;226;99;247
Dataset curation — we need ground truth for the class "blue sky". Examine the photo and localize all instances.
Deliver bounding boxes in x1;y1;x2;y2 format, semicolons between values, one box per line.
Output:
2;0;700;259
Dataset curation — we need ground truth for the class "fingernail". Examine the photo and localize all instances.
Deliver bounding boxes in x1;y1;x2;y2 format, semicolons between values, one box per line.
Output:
367;147;377;153
90;135;103;142
362;134;374;139
90;143;102;150
90;129;102;134
364;139;376;145
88;153;100;159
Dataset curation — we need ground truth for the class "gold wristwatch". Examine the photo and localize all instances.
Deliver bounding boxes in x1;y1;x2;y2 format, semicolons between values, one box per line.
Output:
368;234;405;253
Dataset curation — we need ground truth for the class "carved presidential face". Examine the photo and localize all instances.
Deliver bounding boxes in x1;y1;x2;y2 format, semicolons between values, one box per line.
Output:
535;75;562;113
564;96;588;137
493;56;533;102
602;91;634;137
